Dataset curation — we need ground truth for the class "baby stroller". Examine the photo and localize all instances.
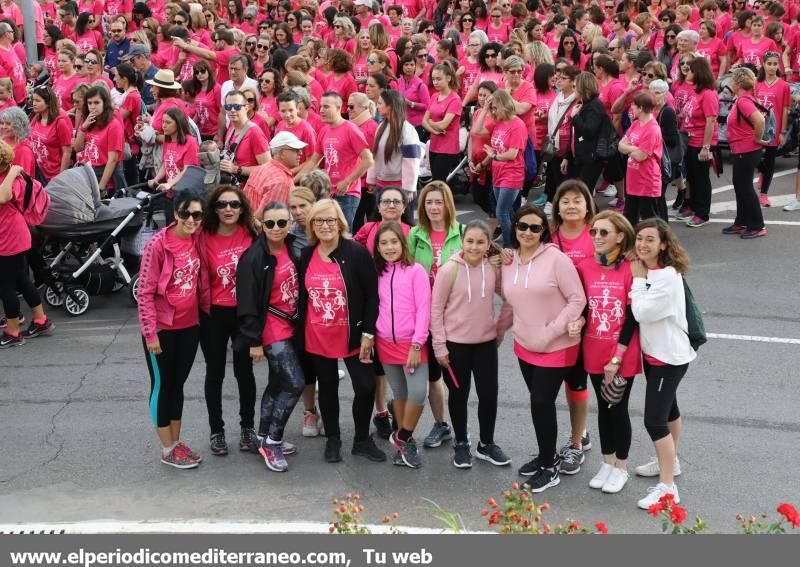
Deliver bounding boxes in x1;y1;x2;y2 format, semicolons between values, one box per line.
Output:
717;73;735;150
36;164;165;316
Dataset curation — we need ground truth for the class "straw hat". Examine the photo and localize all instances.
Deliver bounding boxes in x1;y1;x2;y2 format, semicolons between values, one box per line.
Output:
145;69;182;90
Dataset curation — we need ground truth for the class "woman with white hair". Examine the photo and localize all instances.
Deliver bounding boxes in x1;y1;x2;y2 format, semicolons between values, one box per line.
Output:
0;107;35;179
649;79;678;221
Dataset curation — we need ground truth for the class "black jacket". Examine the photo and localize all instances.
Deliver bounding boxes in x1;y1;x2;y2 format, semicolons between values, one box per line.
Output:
296;238;378;354
234;232;299;352
569;96;607;162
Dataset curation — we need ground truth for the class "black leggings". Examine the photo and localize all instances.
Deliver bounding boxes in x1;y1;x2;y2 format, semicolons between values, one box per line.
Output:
757;145;778;194
351;189;376;235
200;306;256;434
590;374;635;460
258;339;305;442
430;152;462;183
544;156;566;202
442;341;499;445
143;326;200;428
518;359;570;467
732;149;765;231
470;173;495;217
643;361;688;442
623;194;662;226
310;353;376;442
0;252;42;320
684;146;712;221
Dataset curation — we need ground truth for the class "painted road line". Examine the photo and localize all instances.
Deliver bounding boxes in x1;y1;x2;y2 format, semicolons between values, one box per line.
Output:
670;218;800;227
710;194;795;213
707;333;800;345
666;169;795;205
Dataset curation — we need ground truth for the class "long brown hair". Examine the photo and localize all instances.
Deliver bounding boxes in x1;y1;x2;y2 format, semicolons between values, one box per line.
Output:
202;184;258;237
373;90;406;163
635;218;690;275
373;221;413;273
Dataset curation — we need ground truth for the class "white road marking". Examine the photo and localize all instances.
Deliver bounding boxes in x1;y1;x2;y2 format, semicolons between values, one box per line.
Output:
709;194;795;213
707;333;800;345
670;217;800;226
667;168;796;205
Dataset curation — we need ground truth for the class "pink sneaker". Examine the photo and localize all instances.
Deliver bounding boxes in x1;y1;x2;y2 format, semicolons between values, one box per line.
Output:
161;445;199;470
613;199;625;212
759;193;770;207
302;410;320;437
177;442;202;463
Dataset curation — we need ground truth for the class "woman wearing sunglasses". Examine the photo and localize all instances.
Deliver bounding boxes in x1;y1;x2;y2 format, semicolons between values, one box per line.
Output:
138;189;206;470
497;204;586;493
197;185;258;457
185;60;221;142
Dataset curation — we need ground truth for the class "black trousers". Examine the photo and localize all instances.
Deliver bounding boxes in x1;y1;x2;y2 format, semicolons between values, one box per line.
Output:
430;152;462;184
199;306;256;434
518;359;570;467
643;361;688;442
624;194;662;226
732;149;765;230
757;145;778;194
0;252;41;320
310;353;376;442
590;374;635;460
143;326;200;428
442;341;499;445
684;146;712;220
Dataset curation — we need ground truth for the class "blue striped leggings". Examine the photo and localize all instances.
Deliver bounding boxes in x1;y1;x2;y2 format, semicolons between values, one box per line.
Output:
143;327;200;428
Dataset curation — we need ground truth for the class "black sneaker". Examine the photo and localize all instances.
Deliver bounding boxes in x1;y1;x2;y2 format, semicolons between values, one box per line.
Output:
522;465;561;494
518;456;541;477
22;318;54;338
240;428;258;452
0;332;24;348
209;432;228;456
373;412;392;440
352;435;386;461
475;442;511;466
452;442;472;469
325;437;342;463
582;431;592;452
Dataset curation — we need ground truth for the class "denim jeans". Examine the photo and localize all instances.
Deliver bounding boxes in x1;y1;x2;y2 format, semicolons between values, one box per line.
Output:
335;194;361;230
494;187;521;248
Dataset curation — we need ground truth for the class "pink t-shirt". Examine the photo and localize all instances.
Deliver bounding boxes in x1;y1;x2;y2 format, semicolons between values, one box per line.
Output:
192;86;222;137
599;77;626;117
161;231;200;331
429;229;446;283
682;89;719;147
214;49;241;84
203;225;253;308
697;37;726;76
490;116;528;189
670;81;694;125
75;30;103;53
304;249;357;359
353;54;369;88
0;45;26;103
29;114;72;181
152;98;187;134
325;73;358;112
727;96;764;154
736;37;778;67
624;118;663;198
0;176;31;256
105;0;133;17
81;119;125;167
554;226;594;267
511;81;537;143
756;79;791;147
162;138;201;182
428;91;462;155
459;59;481;98
514;340;580;368
224;124;270;167
53;73;86;111
533;89;558;149
486;22;511;43
318;120;369;198
576;259;642;377
262;248;299;346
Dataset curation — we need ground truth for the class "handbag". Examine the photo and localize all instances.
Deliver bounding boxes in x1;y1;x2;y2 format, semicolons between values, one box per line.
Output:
541;100;575;162
600;374;628;407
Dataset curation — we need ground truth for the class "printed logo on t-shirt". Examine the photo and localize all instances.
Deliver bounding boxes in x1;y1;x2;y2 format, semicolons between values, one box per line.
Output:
169;255;200;298
587;284;625;338
308;277;347;326
82;135;101;166
279;266;299;308
322;139;340;174
29;135;48;166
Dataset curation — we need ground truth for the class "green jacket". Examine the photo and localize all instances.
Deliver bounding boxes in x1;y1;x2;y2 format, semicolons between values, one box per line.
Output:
407;223;463;274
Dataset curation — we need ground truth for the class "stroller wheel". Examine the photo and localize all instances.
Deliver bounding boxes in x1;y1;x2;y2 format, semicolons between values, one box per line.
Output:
64;288;90;317
43;284;65;307
129;273;140;305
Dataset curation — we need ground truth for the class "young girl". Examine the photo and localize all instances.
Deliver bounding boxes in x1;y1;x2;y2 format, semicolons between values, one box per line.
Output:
755;52;791;207
422;63;462;184
374;222;432;469
138;190;205;469
431;220;510;469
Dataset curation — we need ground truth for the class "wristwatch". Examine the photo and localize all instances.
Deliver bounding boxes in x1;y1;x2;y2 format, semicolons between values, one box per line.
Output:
362;333;375;340
412;343;422;351
610;356;623;365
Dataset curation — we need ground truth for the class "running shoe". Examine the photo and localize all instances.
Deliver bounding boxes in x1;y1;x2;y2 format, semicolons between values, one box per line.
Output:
599;184;617;197
613;199;625;212
601;467;629;493
522;465;560;493
589;462;614;489
395;438;422;469
759;193;770;207
558;443;584;475
352;435;387;462
452;441;472;469
674;207;693;221
581;431;592;451
176;442;202;463
0;314;24;329
423;422;453;448
635;456;681;477
637;482;680;510
373;411;392;440
741;228;767;239
22;318;54;339
209;432;228;456
240;427;258;452
161;445;199;470
721;224;746;235
532;193;548;207
784;199;800;211
685;216;708;228
258;438;288;472
280;440;296;455
518;456;542;477
0;332;24;349
325;437;342;463
475;442;511;466
302;410;321;437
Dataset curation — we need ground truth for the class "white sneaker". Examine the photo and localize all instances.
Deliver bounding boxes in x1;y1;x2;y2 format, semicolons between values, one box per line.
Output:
607;198;618;207
600;185;618;197
338;368;346;380
544;202;553;215
637;482;680;510
783;199;800;211
601;467;629;494
635;457;681;477
589;462;614;489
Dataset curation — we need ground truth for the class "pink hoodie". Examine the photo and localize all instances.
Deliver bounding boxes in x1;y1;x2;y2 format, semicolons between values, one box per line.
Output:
430;251;501;358
376;261;431;346
497;244;586;354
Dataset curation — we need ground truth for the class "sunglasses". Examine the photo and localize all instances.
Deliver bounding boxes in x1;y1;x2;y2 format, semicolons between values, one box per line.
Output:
644;72;656;79
246;42;256;47
462;18;473;22
174;19;186;25
224;103;245;111
214;199;242;210
660;18;670;22
589;228;612;238
312;217;337;226
681;61;691;66
264;219;289;229
563;40;575;45
75;64;83;70
176;209;203;221
257;44;269;49
515;222;544;234
425;29;434;33
380;198;403;206
485;52;497;58
367;59;377;64
260;78;273;83
347;104;356;110
84;59;99;64
666;34;676;39
246;97;256;104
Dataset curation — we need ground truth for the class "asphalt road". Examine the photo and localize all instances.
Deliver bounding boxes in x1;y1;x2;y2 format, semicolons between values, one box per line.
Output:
2;158;799;534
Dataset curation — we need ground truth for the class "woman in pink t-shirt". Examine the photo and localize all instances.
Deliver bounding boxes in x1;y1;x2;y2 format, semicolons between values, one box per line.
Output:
697;20;729;80
725;68;768;238
74;86;126;194
468;81;498;218
422;63;463;183
463;41;503;105
146;108;201;193
197;185;257;457
755;52;791;206
576;211;642;495
29;86;73;183
619;90;664;225
735;16;778;69
352;29;372;91
186;60;222;141
53;50;86;112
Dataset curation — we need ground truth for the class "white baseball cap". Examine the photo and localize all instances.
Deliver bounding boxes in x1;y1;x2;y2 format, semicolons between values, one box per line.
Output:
354;0;373;7
270;131;308;150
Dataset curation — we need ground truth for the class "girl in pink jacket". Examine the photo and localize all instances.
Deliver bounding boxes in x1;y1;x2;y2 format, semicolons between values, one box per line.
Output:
374;223;431;469
138;190;204;471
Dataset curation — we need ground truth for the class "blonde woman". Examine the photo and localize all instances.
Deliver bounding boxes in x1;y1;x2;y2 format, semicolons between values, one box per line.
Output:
527;40;555;67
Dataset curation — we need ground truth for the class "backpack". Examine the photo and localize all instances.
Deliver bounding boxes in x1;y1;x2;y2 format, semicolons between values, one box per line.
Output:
595;113;620;161
12;172;50;226
738;96;776;145
683;277;707;351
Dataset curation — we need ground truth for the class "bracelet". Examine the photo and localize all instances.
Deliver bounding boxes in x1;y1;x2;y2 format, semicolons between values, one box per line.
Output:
613;349;625;360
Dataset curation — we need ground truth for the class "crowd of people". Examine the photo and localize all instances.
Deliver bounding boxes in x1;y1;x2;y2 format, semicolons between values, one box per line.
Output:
0;0;794;511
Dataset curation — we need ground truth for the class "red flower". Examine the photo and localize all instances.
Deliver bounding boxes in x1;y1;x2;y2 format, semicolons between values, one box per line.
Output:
777;503;800;528
569;521;581;531
647;503;663;517
488;511;503;525
659;493;676;506
595;522;609;534
670;505;687;525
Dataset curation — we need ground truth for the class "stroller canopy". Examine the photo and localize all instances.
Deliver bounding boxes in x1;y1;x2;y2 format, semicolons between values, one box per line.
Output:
39;164;102;231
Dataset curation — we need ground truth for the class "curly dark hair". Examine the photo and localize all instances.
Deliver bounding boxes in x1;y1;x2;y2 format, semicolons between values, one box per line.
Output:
327;47;353;74
202;184;258;237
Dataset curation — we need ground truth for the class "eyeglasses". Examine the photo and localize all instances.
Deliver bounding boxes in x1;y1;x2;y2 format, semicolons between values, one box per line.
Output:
110;29;124;34
84;59;99;65
506;69;522;74
589;228;613;238
312;217;337;226
515;222;544;234
246;41;256;47
214;199;242;210
367;59;377;64
380;198;403;206
176;209;203;221
260;78;273;83
224;103;245;111
468;43;480;47
246;97;256;104
563;40;575;45
264;219;289;229
257;44;269;50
